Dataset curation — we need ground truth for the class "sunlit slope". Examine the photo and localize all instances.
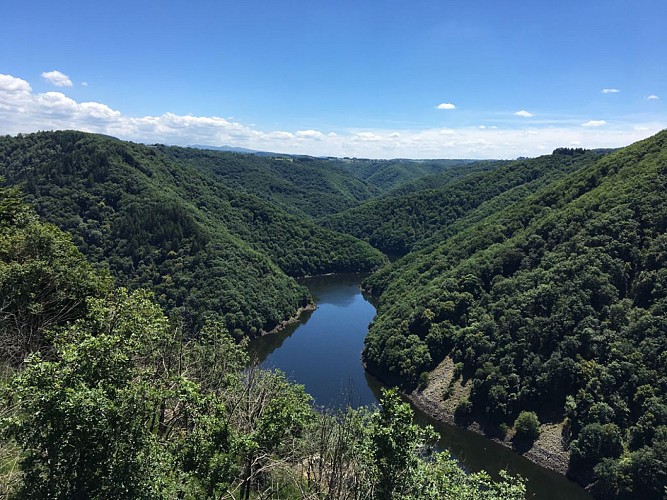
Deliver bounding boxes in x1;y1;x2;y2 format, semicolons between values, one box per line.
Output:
363;131;667;497
0;131;385;335
323;150;605;256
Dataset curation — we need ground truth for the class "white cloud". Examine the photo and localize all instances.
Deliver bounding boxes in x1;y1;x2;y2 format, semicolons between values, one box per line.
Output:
295;129;324;139
515;110;534;118
436;102;456;110
81;81;89;87
582;120;607;127
602;88;620;94
0;73;663;160
0;74;32;94
354;132;382;141
268;131;294;140
0;74;33;112
41;70;73;87
647;95;660;100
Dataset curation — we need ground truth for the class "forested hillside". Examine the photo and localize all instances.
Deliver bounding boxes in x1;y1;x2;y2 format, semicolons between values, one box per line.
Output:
385;159;503;197
0;185;524;499
161;146;382;218
323;149;606;256
333;158;479;192
362;132;667;498
0;131;385;335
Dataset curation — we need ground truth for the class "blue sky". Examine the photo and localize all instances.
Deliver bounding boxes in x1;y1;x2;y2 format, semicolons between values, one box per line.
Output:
1;0;665;158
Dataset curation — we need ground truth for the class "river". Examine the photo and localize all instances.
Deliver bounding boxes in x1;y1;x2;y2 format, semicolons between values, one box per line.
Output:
248;273;592;500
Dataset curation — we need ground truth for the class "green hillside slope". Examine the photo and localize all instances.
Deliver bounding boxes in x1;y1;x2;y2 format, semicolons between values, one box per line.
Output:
363;132;667;498
324;149;606;256
161;147;382;218
0;131;385;335
333;158;479;192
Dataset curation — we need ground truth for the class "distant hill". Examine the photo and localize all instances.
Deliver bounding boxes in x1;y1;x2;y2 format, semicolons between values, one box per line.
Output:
190;144;270;155
0;131;386;336
159;146;382;218
323;150;606;256
332;158;481;192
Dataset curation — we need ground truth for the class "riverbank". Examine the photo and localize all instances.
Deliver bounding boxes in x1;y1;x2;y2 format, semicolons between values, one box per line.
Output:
260;303;318;336
400;356;575;479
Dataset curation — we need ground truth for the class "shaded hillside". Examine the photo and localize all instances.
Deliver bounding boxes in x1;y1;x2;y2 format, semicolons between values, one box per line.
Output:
324;150;606;256
363;132;667;498
0;131;385;335
385;159;504;197
334;158;479;192
161;147;382;218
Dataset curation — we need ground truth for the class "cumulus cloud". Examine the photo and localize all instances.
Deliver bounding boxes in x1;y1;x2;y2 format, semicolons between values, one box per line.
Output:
582;120;607;127
602;88;620;94
436;102;456;110
647;95;660;100
0;74;32;94
515;110;534;118
0;74;33;112
0;73;663;159
354;132;382;141
41;70;73;87
295;129;324;139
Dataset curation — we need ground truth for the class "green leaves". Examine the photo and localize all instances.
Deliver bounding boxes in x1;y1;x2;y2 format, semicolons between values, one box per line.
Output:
0;131;387;337
361;131;667;497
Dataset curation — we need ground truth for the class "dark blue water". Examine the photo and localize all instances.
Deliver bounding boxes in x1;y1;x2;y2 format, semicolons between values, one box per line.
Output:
249;273;592;500
249;273;380;408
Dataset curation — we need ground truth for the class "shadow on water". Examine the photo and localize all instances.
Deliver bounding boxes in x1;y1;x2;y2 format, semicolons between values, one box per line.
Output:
248;273;592;500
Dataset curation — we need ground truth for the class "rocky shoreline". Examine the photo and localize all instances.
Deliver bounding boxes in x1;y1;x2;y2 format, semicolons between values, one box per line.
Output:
367;356;576;481
405;388;571;476
260;303;318;336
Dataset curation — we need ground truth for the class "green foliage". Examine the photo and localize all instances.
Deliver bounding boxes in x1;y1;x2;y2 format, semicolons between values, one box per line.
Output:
513;411;540;442
369;388;437;498
360;130;667;497
0;131;385;335
333;157;486;193
162;146;382;218
5;289;176;498
0;133;530;498
325;149;605;256
0;184;109;364
2;285;525;499
570;423;623;473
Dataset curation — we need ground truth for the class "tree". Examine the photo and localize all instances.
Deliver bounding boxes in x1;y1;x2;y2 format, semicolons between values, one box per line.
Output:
5;289;175;498
514;411;541;443
0;185;108;365
369;388;437;499
570;423;623;474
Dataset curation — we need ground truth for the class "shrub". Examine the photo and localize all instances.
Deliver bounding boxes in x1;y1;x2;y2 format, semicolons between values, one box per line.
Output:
514;411;540;442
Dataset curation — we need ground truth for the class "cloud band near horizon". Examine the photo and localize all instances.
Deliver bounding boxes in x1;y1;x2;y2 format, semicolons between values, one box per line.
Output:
0;73;663;159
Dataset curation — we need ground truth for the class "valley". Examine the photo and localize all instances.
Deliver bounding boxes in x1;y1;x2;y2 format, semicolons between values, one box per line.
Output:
1;129;666;498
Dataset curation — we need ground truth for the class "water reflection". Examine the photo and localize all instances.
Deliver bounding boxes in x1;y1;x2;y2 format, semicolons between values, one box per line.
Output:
248;273;592;500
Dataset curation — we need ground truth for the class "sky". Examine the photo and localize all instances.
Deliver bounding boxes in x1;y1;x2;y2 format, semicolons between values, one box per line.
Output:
1;0;665;158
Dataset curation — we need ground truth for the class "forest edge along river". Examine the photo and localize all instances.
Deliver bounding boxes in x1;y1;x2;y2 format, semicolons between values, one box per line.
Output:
248;273;592;500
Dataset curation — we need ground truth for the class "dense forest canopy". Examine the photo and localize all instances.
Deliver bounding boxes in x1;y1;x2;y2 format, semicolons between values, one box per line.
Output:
0;131;385;335
323;149;608;257
160;146;383;218
1;128;666;498
0;185;524;498
362;131;667;498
